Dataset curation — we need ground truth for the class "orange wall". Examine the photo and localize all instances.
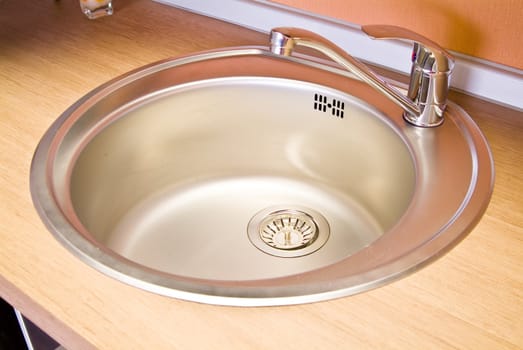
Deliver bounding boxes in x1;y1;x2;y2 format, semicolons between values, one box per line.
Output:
271;0;523;70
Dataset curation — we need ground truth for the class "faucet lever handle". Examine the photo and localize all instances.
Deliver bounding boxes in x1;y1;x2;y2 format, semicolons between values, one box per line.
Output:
362;25;454;72
363;25;455;127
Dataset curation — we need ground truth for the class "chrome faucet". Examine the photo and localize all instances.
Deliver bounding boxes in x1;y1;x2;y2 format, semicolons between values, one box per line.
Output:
269;26;454;127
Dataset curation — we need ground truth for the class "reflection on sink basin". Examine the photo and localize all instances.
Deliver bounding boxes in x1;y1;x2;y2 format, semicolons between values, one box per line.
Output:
30;47;493;306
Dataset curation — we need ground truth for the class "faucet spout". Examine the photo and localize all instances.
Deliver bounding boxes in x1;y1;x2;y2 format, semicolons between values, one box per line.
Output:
269;26;454;127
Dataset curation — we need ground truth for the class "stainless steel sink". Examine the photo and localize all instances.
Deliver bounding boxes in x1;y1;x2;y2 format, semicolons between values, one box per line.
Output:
30;47;493;306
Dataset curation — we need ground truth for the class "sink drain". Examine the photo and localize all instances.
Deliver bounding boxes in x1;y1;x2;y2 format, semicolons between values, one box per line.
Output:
248;206;330;258
259;211;318;250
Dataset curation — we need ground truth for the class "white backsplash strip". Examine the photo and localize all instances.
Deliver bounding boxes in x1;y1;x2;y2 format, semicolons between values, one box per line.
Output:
155;0;523;110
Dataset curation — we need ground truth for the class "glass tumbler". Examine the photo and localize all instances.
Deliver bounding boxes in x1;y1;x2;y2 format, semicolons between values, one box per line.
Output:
79;0;113;19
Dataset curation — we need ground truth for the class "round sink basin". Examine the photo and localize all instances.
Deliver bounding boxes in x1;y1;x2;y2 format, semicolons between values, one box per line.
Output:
30;48;494;306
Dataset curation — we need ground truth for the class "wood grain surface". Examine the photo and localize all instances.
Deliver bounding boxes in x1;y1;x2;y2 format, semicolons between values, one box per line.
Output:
1;0;522;349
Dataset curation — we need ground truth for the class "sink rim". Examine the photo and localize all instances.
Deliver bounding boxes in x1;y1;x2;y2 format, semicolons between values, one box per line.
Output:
30;47;494;306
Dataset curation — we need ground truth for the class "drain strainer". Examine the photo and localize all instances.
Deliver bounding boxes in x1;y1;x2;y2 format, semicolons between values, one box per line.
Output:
248;206;330;258
259;212;317;250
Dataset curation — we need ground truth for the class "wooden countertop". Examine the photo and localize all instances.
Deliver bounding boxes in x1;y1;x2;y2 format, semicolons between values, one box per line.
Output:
1;1;522;348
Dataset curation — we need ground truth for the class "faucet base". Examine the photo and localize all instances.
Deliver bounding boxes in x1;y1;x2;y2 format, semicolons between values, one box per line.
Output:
403;109;444;127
